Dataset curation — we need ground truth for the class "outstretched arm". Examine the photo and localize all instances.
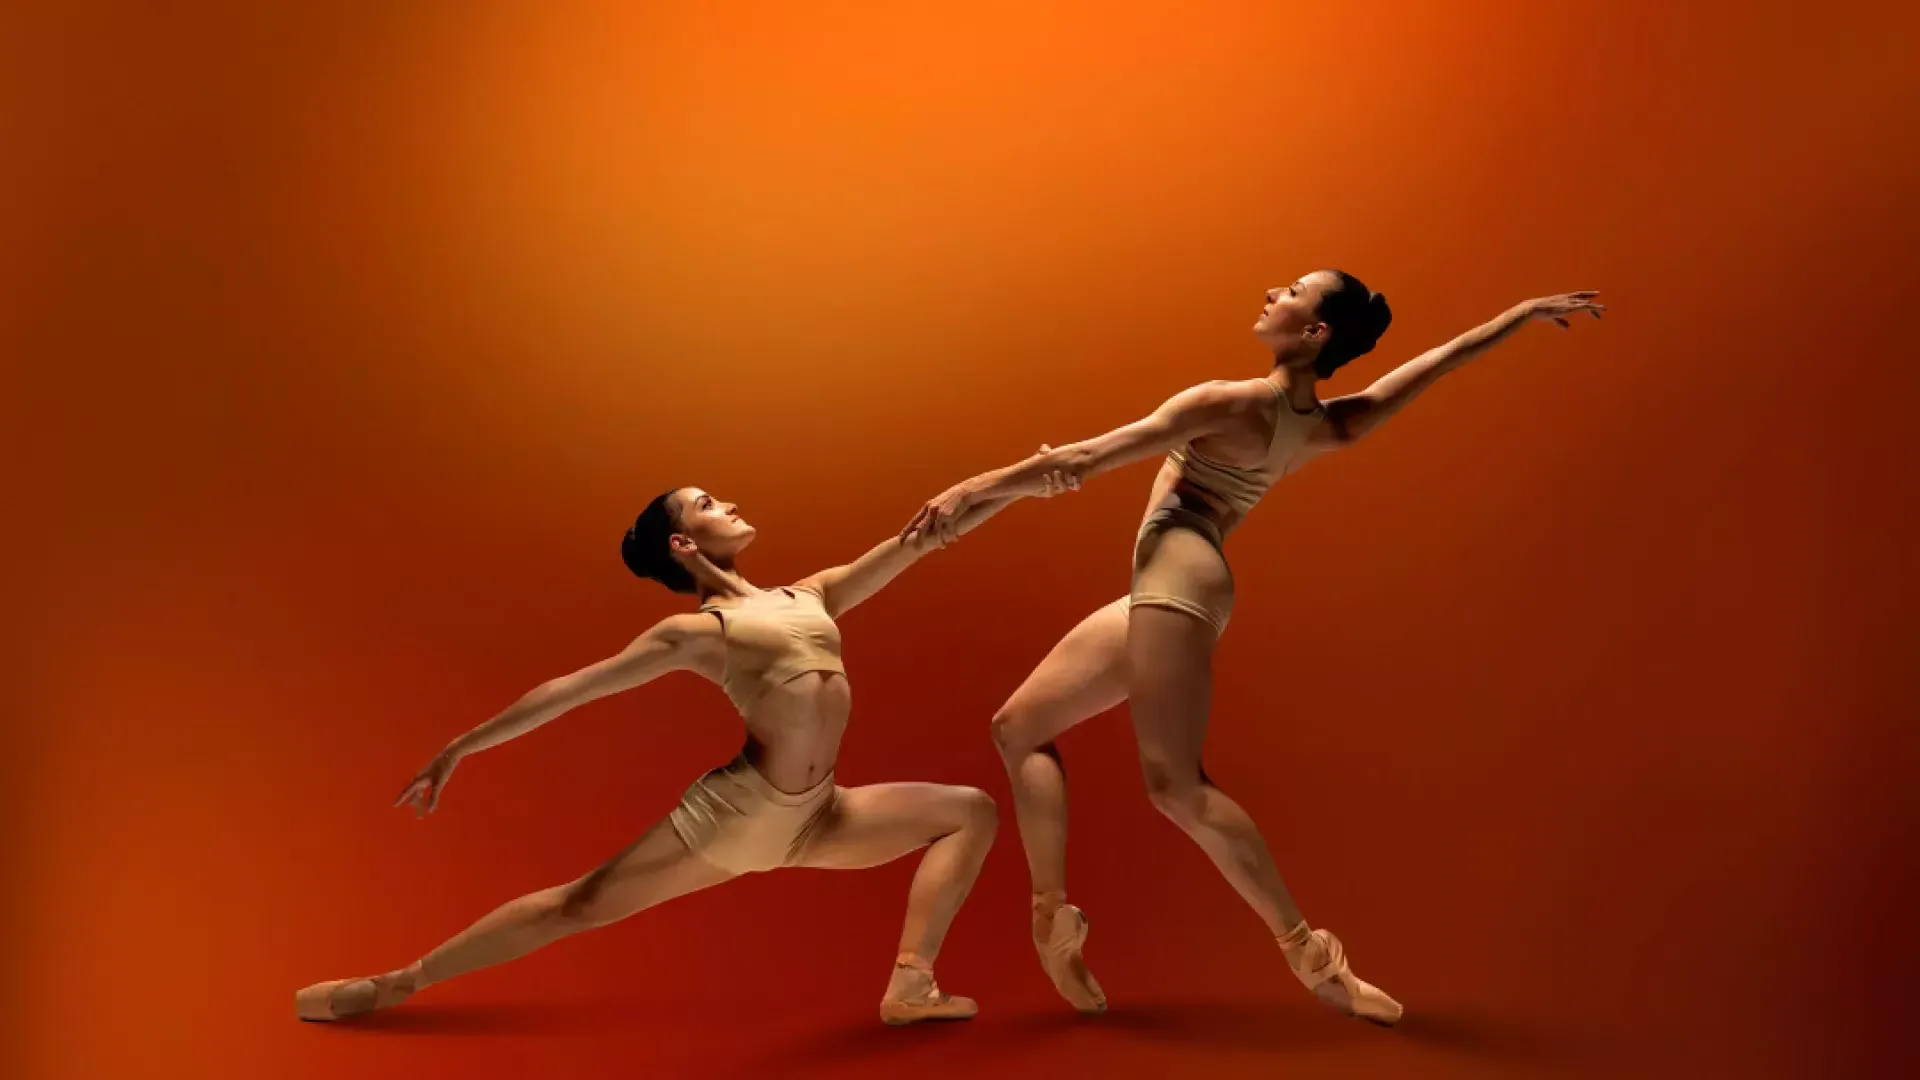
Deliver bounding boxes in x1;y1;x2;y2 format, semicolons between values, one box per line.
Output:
796;495;1017;617
1311;291;1604;449
802;447;1076;616
394;612;712;815
902;381;1250;546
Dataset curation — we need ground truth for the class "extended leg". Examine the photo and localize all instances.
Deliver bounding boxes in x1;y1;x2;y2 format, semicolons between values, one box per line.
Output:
1127;604;1401;1025
294;815;734;1021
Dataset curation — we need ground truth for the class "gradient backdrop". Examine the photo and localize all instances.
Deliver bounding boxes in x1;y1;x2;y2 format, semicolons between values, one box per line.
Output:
6;2;1917;1078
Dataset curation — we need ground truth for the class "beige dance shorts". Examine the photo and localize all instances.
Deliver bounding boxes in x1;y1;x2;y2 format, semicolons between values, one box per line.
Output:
668;755;840;874
1127;505;1234;636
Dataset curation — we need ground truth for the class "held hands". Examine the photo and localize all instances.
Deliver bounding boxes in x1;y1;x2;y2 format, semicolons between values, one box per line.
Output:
394;748;459;817
1034;444;1081;499
1524;291;1606;328
902;445;1078;550
902;479;976;550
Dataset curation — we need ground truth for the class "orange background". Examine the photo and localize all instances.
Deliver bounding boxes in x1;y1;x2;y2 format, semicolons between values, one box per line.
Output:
6;2;1917;1078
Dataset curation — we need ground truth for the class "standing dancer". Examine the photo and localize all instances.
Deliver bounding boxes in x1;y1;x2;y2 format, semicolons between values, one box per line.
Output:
905;275;1604;1024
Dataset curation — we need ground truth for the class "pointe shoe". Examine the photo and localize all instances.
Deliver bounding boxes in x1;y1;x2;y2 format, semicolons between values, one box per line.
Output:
1033;896;1107;1014
1280;926;1402;1027
878;958;980;1027
294;969;417;1022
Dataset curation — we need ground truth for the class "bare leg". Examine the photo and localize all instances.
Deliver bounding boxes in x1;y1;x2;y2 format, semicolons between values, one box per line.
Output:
295;816;734;1021
1126;605;1302;932
797;782;998;1024
990;598;1129;895
1127;605;1401;1024
988;596;1129;1012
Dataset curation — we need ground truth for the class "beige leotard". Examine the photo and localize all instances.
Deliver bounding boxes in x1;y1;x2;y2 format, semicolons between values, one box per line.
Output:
1129;381;1323;635
698;584;845;715
668;584;848;873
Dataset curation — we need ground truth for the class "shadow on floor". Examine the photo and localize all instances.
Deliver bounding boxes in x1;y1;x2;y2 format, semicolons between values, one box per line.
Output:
741;997;1609;1073
310;996;651;1037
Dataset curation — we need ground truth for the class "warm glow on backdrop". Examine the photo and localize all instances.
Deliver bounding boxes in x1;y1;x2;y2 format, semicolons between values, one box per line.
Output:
6;2;1916;1078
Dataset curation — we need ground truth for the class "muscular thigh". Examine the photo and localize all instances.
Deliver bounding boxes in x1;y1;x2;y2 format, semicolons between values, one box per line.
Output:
563;815;736;920
993;597;1131;752
796;783;989;871
1126;605;1219;779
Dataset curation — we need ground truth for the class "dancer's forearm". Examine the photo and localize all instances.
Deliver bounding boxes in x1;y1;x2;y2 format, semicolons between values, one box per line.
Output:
1322;302;1533;444
444;618;699;759
1368;303;1530;400
958;452;1066;504
965;383;1243;503
803;494;1020;615
445;685;574;760
903;384;1241;546
956;493;1019;532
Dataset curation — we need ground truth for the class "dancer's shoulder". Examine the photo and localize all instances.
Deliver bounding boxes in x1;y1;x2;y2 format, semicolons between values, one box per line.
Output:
650;611;727;643
1175;378;1278;417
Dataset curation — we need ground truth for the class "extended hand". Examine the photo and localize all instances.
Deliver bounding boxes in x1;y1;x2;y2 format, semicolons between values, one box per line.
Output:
902;481;977;550
1525;291;1605;329
394;750;459;817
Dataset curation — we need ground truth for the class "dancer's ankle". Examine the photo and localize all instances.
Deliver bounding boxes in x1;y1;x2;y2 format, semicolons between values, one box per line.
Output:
1031;891;1068;938
1275;920;1313;953
886;953;940;1003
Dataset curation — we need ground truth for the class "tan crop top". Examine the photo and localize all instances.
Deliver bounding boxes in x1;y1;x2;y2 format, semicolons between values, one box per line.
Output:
698;584;846;715
1166;381;1324;516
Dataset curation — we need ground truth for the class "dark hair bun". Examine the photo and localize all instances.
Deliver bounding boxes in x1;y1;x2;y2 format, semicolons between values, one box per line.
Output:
619;528;647;579
622;490;699;594
1365;291;1393;339
1311;269;1390;379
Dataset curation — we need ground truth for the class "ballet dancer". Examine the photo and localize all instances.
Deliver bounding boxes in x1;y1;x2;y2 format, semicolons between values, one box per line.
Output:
296;467;1066;1027
904;274;1605;1024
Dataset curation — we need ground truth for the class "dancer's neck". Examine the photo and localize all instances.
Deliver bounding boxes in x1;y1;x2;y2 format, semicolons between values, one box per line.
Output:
1265;360;1322;415
693;562;755;604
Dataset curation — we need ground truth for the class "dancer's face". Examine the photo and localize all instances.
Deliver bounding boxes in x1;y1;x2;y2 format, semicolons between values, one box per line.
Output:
667;488;756;562
1253;270;1340;360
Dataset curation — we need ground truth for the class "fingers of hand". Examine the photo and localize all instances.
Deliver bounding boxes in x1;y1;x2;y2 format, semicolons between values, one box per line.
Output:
902;506;930;541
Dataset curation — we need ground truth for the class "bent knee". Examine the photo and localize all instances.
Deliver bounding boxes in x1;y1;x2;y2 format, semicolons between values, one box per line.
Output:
953;786;1000;837
989;709;1024;756
991;707;1053;761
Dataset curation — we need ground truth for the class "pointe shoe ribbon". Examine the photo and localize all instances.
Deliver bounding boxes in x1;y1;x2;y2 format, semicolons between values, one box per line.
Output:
1280;925;1403;1027
879;957;979;1026
293;970;415;1022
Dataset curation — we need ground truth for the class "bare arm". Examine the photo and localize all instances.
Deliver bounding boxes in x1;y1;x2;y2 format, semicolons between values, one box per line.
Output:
797;493;1022;616
902;381;1249;545
394;613;711;814
1311;291;1604;449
